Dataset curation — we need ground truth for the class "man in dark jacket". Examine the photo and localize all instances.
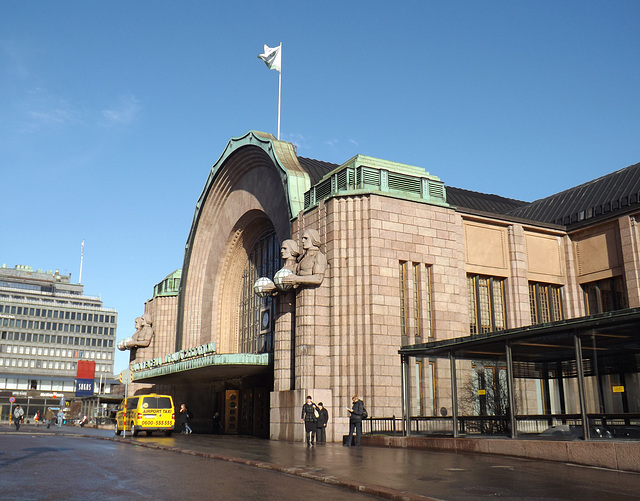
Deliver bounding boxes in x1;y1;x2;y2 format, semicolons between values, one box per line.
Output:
345;395;364;446
316;402;329;443
300;395;318;446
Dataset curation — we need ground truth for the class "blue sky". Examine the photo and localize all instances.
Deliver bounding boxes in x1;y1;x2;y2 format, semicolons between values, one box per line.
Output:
2;1;639;374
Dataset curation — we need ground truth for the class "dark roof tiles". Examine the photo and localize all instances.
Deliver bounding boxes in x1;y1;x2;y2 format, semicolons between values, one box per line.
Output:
298;157;338;185
446;187;528;215
507;162;640;225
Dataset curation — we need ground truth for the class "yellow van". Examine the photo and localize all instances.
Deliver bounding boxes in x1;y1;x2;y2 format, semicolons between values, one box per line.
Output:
115;394;175;437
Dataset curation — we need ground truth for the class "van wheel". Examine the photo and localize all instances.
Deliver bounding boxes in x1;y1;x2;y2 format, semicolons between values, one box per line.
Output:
114;424;122;436
131;424;139;437
164;430;173;437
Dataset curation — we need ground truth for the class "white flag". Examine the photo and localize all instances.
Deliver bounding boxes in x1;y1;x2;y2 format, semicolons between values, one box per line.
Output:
258;44;281;72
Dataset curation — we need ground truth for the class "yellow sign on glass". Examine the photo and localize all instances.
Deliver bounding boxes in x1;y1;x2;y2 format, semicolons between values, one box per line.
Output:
612;386;625;393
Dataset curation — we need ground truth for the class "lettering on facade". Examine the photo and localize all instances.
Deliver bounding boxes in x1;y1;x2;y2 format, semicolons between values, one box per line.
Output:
131;352;270;381
130;342;217;373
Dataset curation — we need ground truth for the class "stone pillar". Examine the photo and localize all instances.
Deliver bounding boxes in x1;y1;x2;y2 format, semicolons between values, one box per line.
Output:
563;234;585;318
273;291;295;392
294;285;331;391
619;215;640;308
507;224;531;328
269;388;333;441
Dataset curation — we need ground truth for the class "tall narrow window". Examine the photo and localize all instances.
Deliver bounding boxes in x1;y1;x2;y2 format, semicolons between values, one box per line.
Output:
529;282;564;324
413;264;421;340
468;275;507;334
422;264;433;339
399;261;409;345
400;261;433;343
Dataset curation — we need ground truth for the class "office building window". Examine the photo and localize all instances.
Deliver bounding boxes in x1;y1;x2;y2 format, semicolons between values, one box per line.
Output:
468;275;507;334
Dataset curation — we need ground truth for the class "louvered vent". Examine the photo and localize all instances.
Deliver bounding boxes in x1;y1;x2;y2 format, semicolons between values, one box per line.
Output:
315;178;332;202
360;167;381;187
336;169;350;191
389;172;421;195
428;182;445;200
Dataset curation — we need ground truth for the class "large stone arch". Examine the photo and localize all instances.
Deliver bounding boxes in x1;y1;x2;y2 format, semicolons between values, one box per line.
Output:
177;131;310;351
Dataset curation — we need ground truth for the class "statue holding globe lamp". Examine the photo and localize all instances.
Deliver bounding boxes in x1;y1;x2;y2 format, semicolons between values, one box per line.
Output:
253;239;301;296
117;313;155;351
279;229;327;288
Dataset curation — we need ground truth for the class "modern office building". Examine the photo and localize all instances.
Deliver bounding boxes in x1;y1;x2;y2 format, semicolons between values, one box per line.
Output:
122;130;640;443
0;264;118;420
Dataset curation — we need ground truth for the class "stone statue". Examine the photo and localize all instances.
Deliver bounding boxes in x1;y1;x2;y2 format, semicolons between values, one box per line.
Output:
281;229;327;288
117;312;154;351
254;239;300;296
253;230;327;296
280;239;300;272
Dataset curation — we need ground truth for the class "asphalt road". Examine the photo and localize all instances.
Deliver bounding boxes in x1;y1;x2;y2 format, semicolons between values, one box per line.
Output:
2;425;640;500
0;434;378;500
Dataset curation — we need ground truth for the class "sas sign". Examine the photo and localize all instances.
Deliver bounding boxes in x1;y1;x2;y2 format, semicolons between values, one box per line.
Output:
75;378;94;396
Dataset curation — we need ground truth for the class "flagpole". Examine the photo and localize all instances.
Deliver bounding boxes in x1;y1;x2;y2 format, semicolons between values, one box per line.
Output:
277;42;282;140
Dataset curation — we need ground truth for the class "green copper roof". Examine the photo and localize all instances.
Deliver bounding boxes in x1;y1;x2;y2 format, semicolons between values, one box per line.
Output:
200;130;310;218
153;269;181;298
303;154;448;209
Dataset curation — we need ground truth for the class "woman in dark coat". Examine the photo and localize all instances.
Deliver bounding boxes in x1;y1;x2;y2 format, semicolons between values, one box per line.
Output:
300;395;318;445
316;402;329;443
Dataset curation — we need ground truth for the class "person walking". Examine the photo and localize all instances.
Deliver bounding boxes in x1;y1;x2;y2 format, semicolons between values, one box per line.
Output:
45;408;54;429
300;395;318;446
316;402;329;443
212;412;222;434
13;405;24;431
56;409;64;428
345;395;366;446
179;403;193;434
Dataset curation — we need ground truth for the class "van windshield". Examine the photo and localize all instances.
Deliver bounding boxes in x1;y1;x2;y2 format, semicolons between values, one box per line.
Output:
142;397;172;409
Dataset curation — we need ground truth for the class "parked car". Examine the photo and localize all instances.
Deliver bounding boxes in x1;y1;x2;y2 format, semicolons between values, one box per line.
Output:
540;424;613;439
115;394;175;437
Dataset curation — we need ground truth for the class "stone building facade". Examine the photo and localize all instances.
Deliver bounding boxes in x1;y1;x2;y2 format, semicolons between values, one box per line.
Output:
124;130;640;441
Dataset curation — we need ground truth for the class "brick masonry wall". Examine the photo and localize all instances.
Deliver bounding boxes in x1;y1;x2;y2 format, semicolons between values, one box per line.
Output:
278;194;470;429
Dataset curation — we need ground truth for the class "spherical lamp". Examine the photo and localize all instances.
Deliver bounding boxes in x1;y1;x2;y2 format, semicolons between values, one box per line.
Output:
273;268;294;291
253;277;275;297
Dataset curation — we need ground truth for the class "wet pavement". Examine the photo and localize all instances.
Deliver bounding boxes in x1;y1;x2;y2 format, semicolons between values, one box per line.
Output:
2;423;640;500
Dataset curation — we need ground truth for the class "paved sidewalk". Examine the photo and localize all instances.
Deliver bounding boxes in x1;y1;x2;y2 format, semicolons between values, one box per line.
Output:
3;424;639;500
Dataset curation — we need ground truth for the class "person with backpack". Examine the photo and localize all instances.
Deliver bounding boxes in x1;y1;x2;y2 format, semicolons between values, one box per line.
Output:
345;395;366;446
